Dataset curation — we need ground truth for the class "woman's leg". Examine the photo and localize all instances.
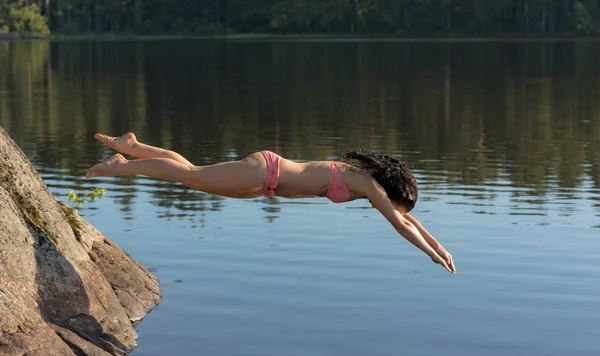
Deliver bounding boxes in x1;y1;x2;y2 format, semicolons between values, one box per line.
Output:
94;133;194;167
85;153;267;198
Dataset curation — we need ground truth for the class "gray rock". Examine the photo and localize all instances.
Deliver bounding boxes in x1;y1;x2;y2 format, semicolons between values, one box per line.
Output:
0;125;162;355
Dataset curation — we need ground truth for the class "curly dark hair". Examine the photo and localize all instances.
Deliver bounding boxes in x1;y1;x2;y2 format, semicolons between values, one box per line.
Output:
341;150;418;211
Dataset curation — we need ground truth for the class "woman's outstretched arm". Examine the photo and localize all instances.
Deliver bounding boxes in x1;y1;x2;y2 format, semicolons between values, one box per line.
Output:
362;182;454;273
404;213;456;273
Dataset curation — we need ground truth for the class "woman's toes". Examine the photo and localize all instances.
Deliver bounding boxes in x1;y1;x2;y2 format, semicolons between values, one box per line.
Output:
85;154;125;179
94;133;117;148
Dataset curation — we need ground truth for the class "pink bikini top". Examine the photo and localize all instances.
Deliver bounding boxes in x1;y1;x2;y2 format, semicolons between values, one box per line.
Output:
326;161;351;203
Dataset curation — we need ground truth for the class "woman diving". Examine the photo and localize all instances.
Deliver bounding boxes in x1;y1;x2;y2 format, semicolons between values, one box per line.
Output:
86;133;456;274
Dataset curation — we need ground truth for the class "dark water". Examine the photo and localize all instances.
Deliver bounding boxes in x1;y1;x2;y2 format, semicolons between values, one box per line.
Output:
2;39;600;356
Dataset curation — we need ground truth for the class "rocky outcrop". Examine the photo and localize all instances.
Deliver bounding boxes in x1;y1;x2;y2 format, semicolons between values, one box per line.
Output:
0;125;162;355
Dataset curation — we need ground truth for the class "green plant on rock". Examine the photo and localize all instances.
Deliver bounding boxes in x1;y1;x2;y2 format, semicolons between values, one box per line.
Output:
67;188;108;214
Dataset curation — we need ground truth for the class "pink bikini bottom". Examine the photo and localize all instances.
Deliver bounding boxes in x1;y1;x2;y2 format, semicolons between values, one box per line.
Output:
253;150;281;198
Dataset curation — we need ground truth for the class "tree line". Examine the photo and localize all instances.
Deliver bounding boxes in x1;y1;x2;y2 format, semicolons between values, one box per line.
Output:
1;0;600;37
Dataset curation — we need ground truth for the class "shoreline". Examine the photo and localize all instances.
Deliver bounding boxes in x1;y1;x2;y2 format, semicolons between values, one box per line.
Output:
3;32;600;42
0;33;47;40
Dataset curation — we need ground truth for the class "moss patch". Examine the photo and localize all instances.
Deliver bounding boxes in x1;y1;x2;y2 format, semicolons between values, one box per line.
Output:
1;175;59;242
58;203;82;241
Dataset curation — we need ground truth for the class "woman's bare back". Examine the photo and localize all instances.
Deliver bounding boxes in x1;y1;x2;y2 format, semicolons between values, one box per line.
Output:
269;157;367;200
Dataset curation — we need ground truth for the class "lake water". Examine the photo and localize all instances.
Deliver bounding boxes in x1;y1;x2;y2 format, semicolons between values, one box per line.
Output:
1;39;600;356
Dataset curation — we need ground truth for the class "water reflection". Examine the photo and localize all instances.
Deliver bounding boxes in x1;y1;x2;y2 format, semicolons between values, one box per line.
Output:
1;40;599;222
261;199;282;223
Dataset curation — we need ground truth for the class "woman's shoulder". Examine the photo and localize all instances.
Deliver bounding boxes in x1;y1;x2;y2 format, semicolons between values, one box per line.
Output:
338;163;378;190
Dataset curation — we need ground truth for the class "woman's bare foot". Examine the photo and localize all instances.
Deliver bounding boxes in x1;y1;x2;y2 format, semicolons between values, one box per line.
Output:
86;154;127;179
95;132;137;154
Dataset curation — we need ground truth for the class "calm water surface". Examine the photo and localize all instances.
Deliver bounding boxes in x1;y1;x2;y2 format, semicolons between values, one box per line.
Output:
1;40;600;356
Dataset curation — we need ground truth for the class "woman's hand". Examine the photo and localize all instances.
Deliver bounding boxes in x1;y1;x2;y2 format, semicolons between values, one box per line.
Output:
402;213;456;274
430;248;455;274
361;183;457;274
434;245;456;274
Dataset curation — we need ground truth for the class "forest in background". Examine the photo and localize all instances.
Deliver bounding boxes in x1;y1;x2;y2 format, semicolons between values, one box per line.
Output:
1;0;600;37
